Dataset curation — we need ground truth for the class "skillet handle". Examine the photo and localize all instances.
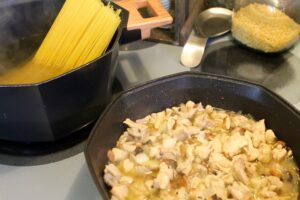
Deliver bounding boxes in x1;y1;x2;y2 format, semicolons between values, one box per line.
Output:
114;0;173;39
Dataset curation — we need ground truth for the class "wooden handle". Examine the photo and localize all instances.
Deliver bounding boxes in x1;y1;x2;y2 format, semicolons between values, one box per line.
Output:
114;0;173;39
179;0;205;45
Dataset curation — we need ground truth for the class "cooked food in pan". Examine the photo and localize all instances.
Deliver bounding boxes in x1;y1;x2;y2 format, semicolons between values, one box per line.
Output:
0;0;121;84
232;3;300;53
104;101;299;200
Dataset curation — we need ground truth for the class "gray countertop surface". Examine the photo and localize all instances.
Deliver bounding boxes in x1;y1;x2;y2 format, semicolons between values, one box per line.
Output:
0;37;299;200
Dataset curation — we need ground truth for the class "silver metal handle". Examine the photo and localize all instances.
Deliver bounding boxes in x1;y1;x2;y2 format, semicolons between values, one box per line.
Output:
180;30;207;68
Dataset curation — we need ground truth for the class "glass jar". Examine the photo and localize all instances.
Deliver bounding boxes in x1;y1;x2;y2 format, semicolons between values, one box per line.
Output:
232;0;300;53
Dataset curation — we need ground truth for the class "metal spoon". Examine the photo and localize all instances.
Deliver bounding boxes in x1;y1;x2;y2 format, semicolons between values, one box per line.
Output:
181;7;232;68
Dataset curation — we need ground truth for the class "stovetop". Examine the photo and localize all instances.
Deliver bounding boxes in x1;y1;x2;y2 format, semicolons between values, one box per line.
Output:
0;78;124;166
199;36;300;108
0;36;299;200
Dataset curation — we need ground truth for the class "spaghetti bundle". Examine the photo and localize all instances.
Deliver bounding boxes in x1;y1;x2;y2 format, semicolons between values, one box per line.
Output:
0;0;121;84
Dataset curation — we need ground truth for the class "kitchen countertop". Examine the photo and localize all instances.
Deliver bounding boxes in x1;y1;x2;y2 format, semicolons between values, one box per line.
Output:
0;37;299;200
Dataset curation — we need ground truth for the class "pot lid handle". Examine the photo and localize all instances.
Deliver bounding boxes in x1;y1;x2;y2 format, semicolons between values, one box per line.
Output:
114;0;173;39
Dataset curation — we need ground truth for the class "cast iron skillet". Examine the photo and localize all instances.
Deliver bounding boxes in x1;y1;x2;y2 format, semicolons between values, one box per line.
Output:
84;71;300;199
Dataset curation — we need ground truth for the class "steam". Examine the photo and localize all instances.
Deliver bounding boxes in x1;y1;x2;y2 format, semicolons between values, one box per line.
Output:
0;0;63;74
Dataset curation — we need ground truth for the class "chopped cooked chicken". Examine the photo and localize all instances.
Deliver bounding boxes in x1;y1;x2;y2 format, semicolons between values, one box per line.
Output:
104;164;122;186
108;148;128;162
149;146;160;159
153;111;166;129
194;143;212;160
126;127;144;138
153;162;174;189
265;129;276;144
209;152;232;173
193;113;209;129
251;120;267;147
254;119;266;133
133;153;149;164
223;132;248;158
120;142;136;153
175;187;188;199
273;143;288;162
124;118;147;130
166;116;176;131
190;176;202;189
232;158;249;185
260;176;284;198
245;162;257;177
111;195;119;200
163;137;177;148
184;125;202;136
119;176;133;185
228;182;251;200
203;175;227;199
161;150;177;161
177;117;192;127
210;136;222;153
258;144;272;163
205;105;214;113
177;157;193;175
104;101;299;200
231;115;251;129
134;165;152;175
145;179;155;191
186;100;196;109
243;131;259;161
260;188;277;198
221;173;235;185
111;185;128;200
122;159;134;173
225;116;231;129
269;175;283;188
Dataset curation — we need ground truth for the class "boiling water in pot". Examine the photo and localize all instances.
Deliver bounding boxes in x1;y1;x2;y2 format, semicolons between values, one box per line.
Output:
0;0;122;84
0;0;63;76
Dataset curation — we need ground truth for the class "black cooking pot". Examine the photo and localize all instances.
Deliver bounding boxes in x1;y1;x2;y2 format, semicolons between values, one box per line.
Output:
84;71;300;199
0;0;172;143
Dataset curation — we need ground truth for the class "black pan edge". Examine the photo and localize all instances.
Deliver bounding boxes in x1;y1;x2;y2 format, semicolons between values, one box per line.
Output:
84;71;300;198
95;71;300;119
85;71;300;156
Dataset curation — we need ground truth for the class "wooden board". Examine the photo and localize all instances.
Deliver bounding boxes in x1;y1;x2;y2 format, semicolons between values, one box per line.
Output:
115;0;173;39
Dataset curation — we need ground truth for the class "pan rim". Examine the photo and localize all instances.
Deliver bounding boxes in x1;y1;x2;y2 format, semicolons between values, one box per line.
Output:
85;70;300;150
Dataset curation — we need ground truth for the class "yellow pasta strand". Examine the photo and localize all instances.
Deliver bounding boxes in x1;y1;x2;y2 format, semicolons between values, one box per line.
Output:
0;0;121;84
